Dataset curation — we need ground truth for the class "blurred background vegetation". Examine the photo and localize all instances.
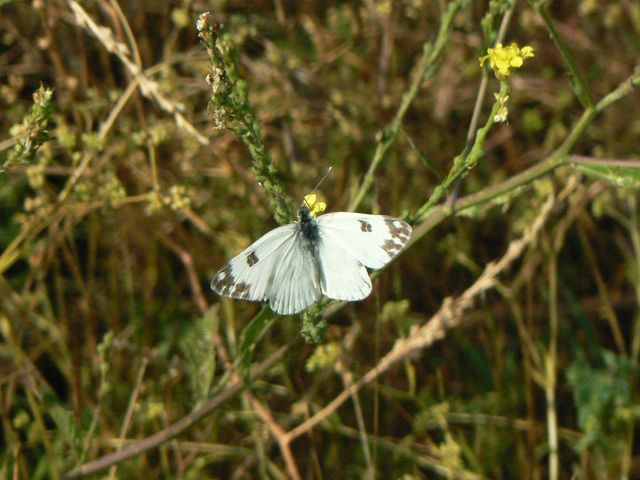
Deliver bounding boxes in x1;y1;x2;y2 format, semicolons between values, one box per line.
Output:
1;0;640;478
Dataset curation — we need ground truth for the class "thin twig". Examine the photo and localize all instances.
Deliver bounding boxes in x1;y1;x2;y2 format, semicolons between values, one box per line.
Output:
61;341;296;479
248;393;301;480
159;236;208;314
530;1;594;109
337;363;374;479
349;0;468;212
328;423;483;480
569;155;640;168
545;244;559;480
107;357;148;480
66;0;208;145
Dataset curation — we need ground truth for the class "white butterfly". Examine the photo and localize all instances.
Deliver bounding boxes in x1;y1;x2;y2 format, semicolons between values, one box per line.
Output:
211;194;412;315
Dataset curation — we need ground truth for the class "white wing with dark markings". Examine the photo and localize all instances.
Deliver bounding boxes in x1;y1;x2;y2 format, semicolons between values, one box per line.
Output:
211;199;412;315
210;224;322;315
317;213;412;268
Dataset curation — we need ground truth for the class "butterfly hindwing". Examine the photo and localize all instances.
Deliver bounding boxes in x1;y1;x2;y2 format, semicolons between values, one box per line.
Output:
316;234;372;301
316;212;412;269
266;230;321;315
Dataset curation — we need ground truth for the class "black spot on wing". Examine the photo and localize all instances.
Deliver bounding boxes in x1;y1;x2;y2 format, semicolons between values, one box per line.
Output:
358;219;373;232
382;217;412;258
232;282;251;299
381;239;404;257
211;263;252;299
247;250;259;266
210;264;233;294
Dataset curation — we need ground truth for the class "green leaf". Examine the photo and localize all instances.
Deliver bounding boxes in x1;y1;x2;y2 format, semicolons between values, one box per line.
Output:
566;350;638;452
181;305;220;400
237;306;277;385
575;162;640;188
48;404;82;463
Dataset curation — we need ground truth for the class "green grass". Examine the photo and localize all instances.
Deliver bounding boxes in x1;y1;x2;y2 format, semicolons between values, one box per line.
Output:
1;1;640;478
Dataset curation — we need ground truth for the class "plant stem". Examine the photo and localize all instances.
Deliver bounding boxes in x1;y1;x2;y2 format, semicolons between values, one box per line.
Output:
412;81;505;222
530;1;594;109
349;0;469;212
546;247;559;480
410;66;640;233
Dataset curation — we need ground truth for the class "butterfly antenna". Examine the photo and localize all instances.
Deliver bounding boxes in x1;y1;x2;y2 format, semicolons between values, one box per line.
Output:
310;166;333;194
303;166;332;210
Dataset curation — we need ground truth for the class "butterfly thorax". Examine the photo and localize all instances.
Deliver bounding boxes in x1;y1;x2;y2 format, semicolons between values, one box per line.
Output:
297;203;322;287
297;203;321;254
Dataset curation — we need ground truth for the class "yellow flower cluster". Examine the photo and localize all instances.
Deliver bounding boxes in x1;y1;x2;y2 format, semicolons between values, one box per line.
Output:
168;185;192;211
304;193;326;218
480;43;534;78
305;342;341;372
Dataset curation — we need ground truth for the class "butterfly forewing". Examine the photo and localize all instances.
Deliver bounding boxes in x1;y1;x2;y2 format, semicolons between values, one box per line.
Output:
316;213;412;269
211;224;297;302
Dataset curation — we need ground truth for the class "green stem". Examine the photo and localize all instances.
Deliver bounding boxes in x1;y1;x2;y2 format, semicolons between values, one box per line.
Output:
546;247;559;480
201;20;294;223
348;0;469;212
411;66;640;232
627;198;640;361
531;1;594;109
595;66;640;113
412;81;506;222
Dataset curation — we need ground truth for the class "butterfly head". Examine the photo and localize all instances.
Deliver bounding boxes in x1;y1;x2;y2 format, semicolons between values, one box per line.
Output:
299;194;326;221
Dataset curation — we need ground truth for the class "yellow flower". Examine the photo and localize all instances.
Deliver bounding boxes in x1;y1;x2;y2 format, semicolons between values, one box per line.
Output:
480;43;535;78
304;193;326;218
